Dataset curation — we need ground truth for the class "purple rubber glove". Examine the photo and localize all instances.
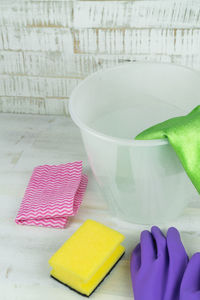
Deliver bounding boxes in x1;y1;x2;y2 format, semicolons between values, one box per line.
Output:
130;227;188;300
180;253;200;300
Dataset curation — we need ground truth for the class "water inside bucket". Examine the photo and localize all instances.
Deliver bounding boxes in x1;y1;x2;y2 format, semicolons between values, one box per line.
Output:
90;96;185;139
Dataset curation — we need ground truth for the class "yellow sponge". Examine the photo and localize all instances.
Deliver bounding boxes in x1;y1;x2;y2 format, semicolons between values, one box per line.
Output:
49;219;125;296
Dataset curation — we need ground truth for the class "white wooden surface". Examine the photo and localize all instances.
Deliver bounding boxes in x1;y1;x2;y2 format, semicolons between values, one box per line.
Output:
0;0;200;115
1;113;200;300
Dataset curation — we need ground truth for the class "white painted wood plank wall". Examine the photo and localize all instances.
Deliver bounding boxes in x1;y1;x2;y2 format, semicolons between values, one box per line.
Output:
0;0;200;115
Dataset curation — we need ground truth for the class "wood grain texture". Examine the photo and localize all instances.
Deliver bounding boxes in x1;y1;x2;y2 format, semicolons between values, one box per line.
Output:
0;1;73;27
73;28;200;55
0;0;200;115
74;1;200;29
0;27;73;52
0;75;81;97
0;96;68;115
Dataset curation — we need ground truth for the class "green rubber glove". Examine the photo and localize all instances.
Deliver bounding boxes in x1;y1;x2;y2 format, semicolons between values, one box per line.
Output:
135;105;200;193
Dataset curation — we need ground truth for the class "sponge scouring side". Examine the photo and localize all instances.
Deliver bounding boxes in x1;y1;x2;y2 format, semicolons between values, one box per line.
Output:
49;219;125;296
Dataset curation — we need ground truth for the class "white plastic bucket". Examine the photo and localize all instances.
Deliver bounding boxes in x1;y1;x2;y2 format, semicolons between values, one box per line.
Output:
69;62;200;224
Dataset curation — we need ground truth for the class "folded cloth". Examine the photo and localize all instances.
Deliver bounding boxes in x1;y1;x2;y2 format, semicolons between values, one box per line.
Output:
15;161;88;228
130;227;188;300
180;252;200;300
135;105;200;193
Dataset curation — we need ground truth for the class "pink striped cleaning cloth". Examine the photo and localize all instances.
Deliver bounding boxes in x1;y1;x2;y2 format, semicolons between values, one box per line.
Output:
15;161;88;228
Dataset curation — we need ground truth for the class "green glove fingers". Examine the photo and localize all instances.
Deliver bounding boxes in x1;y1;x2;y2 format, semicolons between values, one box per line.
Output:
135;105;200;193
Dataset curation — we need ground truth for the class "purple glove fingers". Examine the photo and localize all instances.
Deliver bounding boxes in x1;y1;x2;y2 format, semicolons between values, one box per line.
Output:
130;244;141;276
180;252;200;295
192;291;200;300
151;226;167;259
166;227;188;270
140;230;156;267
167;227;188;258
164;227;189;300
130;226;190;300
